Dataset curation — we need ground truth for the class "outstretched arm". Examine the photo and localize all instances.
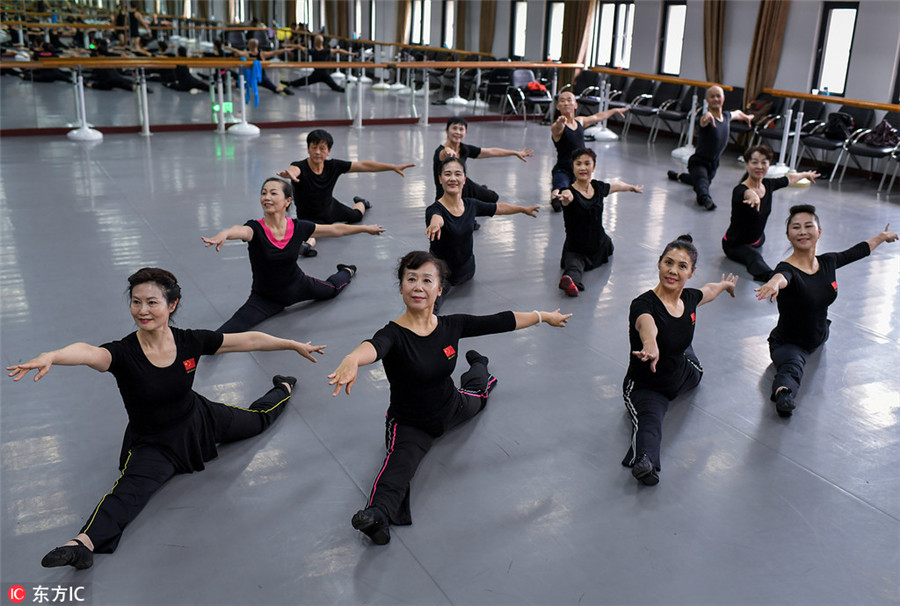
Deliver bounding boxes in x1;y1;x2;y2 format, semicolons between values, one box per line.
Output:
787;170;820;185
730;110;754;125
348;161;415;176
277;164;301;182
312;223;385;238
607;181;644;195
580;106;628;128
7;343;112;382
631;314;660;373
551;115;567;142
742;189;761;211
224;45;250;58
328;341;378;396
496;202;540;217
866;223;898;252
217;331;325;362
201;225;254;252
478;147;534;162
755;272;789;302
513;309;572;329
426;214;445;241
699;273;738;305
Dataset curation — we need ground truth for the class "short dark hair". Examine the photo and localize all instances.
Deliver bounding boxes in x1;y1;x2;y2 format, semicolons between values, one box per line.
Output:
744;145;774;163
396;251;451;287
445;116;468;131
438;156;467;175
307;129;333;150
126;268;181;317
571;147;596;164
786;204;820;231
659;234;698;268
261;177;292;198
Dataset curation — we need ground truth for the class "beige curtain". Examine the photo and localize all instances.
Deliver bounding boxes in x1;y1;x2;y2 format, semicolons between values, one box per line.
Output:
703;0;725;84
745;0;791;103
325;0;349;38
560;0;595;87
479;0;496;54
251;0;270;25
455;0;467;50
396;0;411;44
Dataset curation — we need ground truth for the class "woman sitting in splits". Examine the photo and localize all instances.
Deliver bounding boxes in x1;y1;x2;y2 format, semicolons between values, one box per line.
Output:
623;236;738;486
202;178;384;333
6;267;324;569
554;147;643;297
426;157;539;297
328;251;570;545
723;145;819;282
755;206;896;417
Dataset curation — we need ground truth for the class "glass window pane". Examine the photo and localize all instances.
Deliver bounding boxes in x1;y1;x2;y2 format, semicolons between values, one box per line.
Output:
444;0;455;48
613;4;634;68
546;3;564;61
422;0;431;45
818;8;857;95
411;1;422;44
661;4;686;75
596;3;615;65
513;1;527;57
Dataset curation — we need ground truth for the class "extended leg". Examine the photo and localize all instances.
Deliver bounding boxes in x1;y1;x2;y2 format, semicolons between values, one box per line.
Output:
218;292;285;333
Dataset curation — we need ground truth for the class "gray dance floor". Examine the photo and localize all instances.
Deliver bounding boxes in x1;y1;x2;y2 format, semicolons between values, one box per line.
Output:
2;110;899;605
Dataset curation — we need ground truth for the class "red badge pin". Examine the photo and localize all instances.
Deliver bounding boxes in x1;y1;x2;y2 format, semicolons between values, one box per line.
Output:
183;358;197;372
831;281;838;291
690;312;696;324
443;345;456;359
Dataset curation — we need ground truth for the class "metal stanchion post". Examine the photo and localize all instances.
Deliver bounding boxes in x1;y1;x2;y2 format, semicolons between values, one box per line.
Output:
672;90;699;162
67;67;103;141
769;107;793;177
228;72;260;135
354;65;364;129
421;69;430;126
446;66;467;105
215;73;226;134
139;68;151;136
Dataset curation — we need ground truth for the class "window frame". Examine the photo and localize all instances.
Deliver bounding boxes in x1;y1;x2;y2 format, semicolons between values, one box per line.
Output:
590;1;635;69
442;0;455;49
509;0;528;59
543;1;565;62
657;0;686;76
811;1;859;98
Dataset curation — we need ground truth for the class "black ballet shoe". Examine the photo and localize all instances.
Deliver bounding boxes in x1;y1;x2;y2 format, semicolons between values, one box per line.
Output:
667;170;679;181
465;350;490;367
299;241;318;257
272;375;298;393
353;196;372;210
279;87;294;95
774;389;795;418
352;506;391;545
41;538;93;570
337;264;357;278
631;454;659;486
698;195;717;211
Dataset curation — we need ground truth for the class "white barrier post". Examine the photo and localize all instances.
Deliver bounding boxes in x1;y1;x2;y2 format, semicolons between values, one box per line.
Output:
768;107;793;177
446;66;467;105
421;68;430;126
671;89;699;162
67;67;103;141
354;65;364;129
139;68;151;137
229;72;260;135
215;73;226;134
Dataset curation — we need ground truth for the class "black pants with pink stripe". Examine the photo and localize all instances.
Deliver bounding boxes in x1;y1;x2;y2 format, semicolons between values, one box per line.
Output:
366;358;496;526
218;268;352;333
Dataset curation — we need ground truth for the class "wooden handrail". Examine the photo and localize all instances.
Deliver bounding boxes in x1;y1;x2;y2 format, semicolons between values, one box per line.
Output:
590;67;731;91
762;88;900;113
390;61;582;70
2;58;385;70
3;20;117;29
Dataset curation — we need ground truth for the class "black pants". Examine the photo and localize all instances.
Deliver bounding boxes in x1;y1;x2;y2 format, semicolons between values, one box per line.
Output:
366;358;497;526
678;156;719;204
560;239;613;291
219;268;352;333
622;347;703;471
80;384;291;553
170;73;209;92
463;179;499;203
258;70;280;93
90;69;134;91
768;326;827;400
297;198;363;224
285;70;344;92
722;237;773;282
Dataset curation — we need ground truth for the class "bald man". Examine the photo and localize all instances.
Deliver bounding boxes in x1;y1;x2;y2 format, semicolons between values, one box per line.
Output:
667;86;753;211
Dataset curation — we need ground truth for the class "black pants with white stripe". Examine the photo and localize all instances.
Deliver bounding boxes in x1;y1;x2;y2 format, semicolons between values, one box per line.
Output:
366;358;496;526
622;347;702;471
80;385;291;553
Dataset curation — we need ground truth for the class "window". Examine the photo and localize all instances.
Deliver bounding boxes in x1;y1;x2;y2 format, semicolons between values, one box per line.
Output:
813;2;858;96
658;1;686;75
370;0;376;40
544;2;564;61
410;0;431;45
590;2;634;69
509;1;527;58
442;0;455;48
354;0;361;38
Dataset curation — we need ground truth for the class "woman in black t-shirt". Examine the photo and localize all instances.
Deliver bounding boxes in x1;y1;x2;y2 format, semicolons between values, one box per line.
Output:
7;267;325;570
202;178;385;333
723;146;819;282
755;205;896;417
555;148;643;297
426;157;539;291
623;235;738;486
328;251;570;545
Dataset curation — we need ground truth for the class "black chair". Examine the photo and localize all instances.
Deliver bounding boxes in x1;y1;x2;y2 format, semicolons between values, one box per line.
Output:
649;86;698;145
481;66;513;106
607;78;655;126
738;93;785;148
559;70;603;114
225;29;247;50
724;87;751;145
622;81;684;138
501;69;553;117
799;105;876;179
755;100;826;153
836;110;897;184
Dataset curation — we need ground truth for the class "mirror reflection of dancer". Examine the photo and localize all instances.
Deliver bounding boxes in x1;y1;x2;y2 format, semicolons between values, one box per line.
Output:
202;178;384;333
281;34;353;92
329;251;571;545
224;38;295;95
755;206;897;417
623;236;738;486
6;268;324;570
667;85;753;211
426;157;539;297
554;148;643;297
550;91;628;212
724;146;820;281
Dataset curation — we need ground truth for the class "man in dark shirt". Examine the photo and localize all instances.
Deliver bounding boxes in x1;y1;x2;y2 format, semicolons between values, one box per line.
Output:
281;34;352;92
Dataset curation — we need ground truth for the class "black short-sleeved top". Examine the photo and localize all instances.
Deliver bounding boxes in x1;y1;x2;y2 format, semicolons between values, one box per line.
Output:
562;179;612;254
626;288;703;390
366;312;516;434
725;177;789;245
692;111;731;163
770;242;870;350
245;218;316;297
426;199;497;283
102;328;225;471
432;143;482;198
289;158;352;218
553;121;585;174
